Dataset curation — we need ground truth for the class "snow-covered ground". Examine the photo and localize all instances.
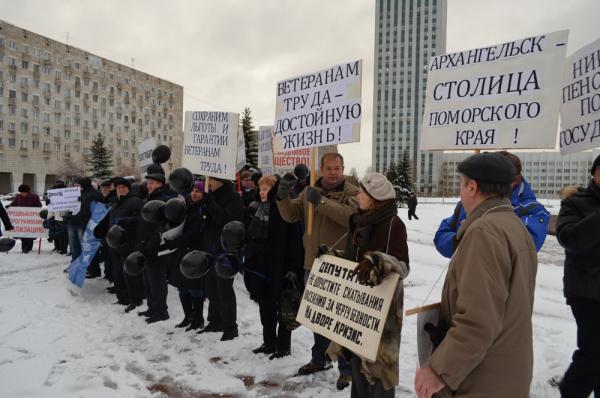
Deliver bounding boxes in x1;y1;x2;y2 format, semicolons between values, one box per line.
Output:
0;201;573;397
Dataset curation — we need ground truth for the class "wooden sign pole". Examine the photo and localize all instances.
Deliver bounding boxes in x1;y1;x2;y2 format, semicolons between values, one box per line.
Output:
307;148;317;235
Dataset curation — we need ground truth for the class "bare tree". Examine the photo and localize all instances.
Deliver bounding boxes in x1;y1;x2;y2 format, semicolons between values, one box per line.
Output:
59;159;86;184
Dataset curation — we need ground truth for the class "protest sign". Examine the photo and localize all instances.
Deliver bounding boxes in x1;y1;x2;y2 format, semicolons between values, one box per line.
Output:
257;126;275;175
273;60;362;152
297;255;399;362
420;30;569;150
236;125;246;172
138;138;156;178
47;187;81;214
559;37;600;154
274;148;312;175
4;207;47;238
182;111;239;180
68;201;110;287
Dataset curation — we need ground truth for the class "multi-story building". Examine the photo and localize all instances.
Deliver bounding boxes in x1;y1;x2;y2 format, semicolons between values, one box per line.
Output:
372;0;447;194
0;19;183;194
440;150;600;199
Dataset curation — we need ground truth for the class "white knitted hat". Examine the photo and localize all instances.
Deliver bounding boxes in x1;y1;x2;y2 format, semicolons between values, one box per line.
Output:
360;172;396;201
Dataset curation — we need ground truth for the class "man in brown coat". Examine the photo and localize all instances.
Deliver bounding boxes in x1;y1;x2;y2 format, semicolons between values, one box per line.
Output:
277;152;359;390
415;152;538;398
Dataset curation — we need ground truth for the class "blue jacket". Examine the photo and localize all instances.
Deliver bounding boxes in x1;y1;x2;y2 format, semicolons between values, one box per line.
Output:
434;177;550;258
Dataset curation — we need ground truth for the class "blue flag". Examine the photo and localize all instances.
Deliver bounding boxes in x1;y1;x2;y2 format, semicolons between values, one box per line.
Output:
68;201;110;287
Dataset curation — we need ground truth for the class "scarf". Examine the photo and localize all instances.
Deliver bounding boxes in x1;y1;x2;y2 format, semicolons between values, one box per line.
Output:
248;201;270;242
349;200;398;250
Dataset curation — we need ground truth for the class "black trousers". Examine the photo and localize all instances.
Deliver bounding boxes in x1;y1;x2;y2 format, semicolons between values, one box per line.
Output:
560;298;600;398
112;252;144;304
351;354;394;398
142;255;169;315
206;268;237;332
408;208;419;220
21;238;35;253
258;296;290;351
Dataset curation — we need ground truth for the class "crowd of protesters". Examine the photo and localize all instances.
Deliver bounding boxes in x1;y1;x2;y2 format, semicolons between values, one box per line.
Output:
1;150;598;398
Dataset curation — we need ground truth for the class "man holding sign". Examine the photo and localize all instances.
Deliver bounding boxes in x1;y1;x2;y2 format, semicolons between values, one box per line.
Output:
415;153;537;398
277;152;358;389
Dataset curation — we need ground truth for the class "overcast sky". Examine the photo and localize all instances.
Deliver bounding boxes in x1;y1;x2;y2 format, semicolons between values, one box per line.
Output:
1;0;598;176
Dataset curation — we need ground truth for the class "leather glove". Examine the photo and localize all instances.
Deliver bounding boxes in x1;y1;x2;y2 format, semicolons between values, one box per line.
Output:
354;257;375;285
277;173;297;200
316;244;329;258
248;201;259;218
284;271;297;281
306;186;322;205
424;319;451;350
5;224;14;231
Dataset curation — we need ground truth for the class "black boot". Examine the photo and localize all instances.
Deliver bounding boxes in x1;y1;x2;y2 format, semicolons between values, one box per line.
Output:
186;298;205;331
175;294;193;328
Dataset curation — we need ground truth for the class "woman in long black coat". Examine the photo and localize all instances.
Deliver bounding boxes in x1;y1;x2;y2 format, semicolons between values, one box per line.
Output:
243;175;304;359
166;181;209;331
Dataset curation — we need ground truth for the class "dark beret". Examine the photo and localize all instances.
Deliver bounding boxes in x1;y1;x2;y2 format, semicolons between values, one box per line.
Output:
457;152;516;184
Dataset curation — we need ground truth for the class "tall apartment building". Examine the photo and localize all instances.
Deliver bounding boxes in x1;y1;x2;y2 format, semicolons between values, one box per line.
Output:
372;0;447;194
0;20;183;194
440;150;600;199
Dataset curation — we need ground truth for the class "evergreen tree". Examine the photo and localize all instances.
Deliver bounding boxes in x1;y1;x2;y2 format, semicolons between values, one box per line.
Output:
385;149;415;206
396;149;415;204
85;133;113;179
241;107;258;168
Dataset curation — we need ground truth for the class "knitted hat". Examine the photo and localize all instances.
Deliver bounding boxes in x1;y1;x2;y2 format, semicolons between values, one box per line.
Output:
111;176;132;189
100;179;113;187
457;153;516;184
359;172;396;201
591;154;600;175
193;180;205;192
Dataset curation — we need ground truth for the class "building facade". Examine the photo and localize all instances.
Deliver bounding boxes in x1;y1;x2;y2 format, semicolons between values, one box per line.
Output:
372;0;447;194
0;19;183;194
440;150;600;199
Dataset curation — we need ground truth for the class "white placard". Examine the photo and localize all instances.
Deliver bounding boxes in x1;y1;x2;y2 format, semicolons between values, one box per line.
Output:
297;255;399;362
420;30;569;150
4;207;48;238
46;187;81;214
559;37;600;154
182;111;240;180
273;60;362;151
138;138;156;178
257;126;275;175
236;125;246;172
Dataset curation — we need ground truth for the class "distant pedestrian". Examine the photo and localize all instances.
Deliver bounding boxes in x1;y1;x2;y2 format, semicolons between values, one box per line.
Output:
407;192;419;220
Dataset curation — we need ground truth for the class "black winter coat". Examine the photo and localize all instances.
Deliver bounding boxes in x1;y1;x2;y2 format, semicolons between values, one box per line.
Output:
201;181;243;255
243;186;304;302
168;199;209;290
109;192;143;254
65;187;101;227
0;201;13;237
135;185;178;259
557;179;600;302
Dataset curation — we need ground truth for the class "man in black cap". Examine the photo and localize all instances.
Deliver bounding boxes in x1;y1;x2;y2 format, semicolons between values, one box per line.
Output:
135;173;177;322
557;153;600;398
415;152;538;398
198;177;243;341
